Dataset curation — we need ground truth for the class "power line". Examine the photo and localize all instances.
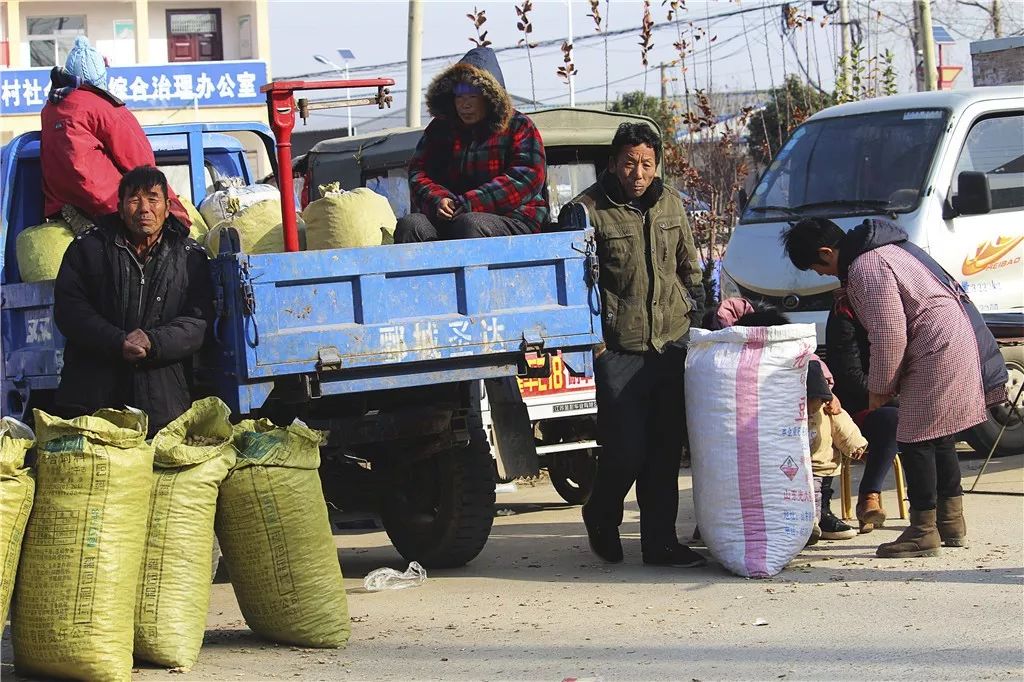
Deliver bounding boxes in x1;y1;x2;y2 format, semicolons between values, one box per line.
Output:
280;1;792;80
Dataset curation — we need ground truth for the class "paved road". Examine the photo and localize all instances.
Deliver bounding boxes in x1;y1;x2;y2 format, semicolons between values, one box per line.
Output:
3;454;1022;681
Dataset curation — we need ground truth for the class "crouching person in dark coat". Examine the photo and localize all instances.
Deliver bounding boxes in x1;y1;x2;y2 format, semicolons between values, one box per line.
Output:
54;166;213;436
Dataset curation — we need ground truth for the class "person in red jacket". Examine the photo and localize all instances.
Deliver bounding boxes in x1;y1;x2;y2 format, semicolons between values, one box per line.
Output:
40;36;189;229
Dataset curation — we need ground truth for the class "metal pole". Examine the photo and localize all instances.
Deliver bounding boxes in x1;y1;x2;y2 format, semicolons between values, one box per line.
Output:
566;0;576;106
917;0;938;91
912;1;923;91
839;0;852;97
969;380;1024;494
345;62;354;135
660;62;668;105
407;0;423;127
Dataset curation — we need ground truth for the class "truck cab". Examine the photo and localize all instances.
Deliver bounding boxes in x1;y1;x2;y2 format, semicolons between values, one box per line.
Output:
722;86;1024;456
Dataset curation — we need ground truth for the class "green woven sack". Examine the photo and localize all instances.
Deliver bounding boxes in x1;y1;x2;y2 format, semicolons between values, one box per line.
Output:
12;408;153;682
179;196;210;245
15;221;75;282
1;417;35;625
205;199;288;255
216;419;349;648
135;397;236;669
302;185;397;251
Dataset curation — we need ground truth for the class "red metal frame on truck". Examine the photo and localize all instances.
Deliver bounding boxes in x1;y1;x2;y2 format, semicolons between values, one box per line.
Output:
260;78;395;252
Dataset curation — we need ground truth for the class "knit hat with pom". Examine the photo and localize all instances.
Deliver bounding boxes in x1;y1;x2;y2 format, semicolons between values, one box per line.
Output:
64;36;107;90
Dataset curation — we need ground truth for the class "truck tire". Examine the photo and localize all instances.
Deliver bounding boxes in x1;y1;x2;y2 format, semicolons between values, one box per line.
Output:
378;429;496;569
963;346;1024;457
548;449;597;505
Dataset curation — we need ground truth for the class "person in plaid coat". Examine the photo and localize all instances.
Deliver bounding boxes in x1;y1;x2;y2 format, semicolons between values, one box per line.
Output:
783;217;1007;560
394;47;548;242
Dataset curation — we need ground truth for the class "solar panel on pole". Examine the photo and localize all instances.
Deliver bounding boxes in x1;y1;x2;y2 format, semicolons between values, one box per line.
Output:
932;26;956;44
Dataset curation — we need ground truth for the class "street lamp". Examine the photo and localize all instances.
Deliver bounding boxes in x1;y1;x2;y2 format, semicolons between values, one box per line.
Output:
313;49;357;136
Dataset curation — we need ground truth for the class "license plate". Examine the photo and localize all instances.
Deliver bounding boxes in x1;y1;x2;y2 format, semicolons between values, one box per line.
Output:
518;353;595;397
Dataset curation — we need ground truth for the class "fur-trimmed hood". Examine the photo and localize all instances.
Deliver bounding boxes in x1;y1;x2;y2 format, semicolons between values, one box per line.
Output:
425;47;513;134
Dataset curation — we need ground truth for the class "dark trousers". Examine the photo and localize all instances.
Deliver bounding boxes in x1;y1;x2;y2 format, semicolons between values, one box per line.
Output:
585;346;686;551
859;406;900;495
897;434;963;511
394;212;533;243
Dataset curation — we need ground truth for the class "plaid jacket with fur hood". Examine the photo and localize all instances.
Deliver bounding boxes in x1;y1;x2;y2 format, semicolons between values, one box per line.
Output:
408;47;548;231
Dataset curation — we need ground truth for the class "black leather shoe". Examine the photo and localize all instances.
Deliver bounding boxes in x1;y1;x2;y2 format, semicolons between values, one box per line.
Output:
582;508;623;563
642;543;707;568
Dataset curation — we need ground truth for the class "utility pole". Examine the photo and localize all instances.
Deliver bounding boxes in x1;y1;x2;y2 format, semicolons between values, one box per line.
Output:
839;0;852;98
660;62;668;107
992;0;1002;38
912;1;924;91
407;0;423;127
566;0;576;106
917;0;938;91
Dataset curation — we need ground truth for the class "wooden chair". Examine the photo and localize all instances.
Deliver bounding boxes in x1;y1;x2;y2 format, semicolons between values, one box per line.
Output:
840;454;908;522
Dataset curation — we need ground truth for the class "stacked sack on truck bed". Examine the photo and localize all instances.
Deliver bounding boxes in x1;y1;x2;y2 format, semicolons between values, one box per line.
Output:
1;400;350;679
179;196;210;247
15;220;75;282
201;179;292;255
302;182;397;249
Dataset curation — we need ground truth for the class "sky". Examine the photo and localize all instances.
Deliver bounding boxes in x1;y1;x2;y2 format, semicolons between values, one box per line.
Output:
267;0;1017;132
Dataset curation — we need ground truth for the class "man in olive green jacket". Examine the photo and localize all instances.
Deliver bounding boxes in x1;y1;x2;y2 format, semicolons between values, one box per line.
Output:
559;122;706;568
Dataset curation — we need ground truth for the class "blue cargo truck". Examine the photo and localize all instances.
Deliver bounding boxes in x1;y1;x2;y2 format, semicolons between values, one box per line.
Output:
1;99;602;566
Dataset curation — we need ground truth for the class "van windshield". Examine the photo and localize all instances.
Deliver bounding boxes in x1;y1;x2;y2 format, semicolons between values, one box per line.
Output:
743;108;949;221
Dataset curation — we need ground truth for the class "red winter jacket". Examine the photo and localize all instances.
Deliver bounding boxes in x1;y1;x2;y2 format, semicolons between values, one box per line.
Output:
40;87;190;226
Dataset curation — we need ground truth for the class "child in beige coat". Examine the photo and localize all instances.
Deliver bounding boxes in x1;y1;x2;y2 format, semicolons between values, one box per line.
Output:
805;360;867;542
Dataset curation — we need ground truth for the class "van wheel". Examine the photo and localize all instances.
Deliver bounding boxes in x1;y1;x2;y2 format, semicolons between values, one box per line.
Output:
548;449;597;505
378;429;496;569
963;346;1024;457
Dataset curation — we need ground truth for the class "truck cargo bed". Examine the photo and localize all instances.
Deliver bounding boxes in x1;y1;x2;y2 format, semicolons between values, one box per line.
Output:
213;229;600;414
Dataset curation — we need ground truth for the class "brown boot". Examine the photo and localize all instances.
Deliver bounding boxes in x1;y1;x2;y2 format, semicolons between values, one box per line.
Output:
876;509;941;558
936;496;969;548
856;492;887;534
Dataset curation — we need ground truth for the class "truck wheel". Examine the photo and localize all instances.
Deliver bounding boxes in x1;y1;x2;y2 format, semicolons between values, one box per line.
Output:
963;346;1024;457
378;430;496;569
548;449;597;505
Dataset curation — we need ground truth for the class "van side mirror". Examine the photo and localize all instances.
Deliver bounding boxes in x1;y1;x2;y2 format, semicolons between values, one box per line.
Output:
953;171;992;216
737;188;749;212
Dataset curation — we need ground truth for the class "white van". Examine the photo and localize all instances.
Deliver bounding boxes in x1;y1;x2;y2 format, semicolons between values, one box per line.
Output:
721;86;1023;456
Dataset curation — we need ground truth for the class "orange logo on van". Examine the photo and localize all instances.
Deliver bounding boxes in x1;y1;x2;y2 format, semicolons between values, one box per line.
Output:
962;236;1024;276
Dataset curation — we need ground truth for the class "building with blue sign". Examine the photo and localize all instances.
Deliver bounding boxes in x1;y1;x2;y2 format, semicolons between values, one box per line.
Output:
0;0;271;143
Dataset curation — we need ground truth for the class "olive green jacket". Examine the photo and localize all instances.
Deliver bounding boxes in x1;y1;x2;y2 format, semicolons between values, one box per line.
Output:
560;173;705;353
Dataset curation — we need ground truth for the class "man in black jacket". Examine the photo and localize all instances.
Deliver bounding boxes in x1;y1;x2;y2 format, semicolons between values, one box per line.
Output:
54;166;212;435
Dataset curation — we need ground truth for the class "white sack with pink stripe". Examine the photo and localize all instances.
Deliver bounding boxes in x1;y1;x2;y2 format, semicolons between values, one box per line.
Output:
685;324;817;578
